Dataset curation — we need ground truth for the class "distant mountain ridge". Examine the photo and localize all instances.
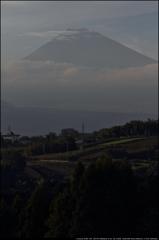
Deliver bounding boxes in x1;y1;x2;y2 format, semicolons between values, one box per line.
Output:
1;100;158;136
22;28;157;69
1;100;16;109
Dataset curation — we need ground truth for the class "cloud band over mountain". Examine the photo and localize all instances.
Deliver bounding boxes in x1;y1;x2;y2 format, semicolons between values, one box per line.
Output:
1;60;158;114
2;60;158;85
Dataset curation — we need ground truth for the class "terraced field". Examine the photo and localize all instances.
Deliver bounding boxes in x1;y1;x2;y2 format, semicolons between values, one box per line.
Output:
26;136;158;180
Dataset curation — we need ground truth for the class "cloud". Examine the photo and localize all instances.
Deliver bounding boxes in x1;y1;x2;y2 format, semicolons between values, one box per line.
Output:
1;60;158;113
94;64;158;86
63;67;79;77
2;60;158;86
18;29;94;40
18;31;72;38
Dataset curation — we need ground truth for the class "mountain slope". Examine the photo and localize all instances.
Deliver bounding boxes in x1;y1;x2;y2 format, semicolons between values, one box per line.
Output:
22;28;157;68
1;100;157;136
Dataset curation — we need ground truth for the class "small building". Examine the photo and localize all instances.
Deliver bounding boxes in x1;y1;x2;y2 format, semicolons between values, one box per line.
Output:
75;139;84;144
20;140;31;145
2;126;20;143
120;136;126;139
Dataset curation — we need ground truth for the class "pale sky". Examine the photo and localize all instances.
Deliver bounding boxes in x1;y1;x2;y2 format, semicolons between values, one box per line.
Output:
1;1;158;114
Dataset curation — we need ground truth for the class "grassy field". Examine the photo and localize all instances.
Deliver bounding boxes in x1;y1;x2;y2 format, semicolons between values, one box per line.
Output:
31;137;144;161
100;137;144;146
30;136;158;163
26;160;86;181
121;136;158;149
25;136;158;180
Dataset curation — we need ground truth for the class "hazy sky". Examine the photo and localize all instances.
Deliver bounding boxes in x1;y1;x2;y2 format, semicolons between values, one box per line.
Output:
1;1;158;114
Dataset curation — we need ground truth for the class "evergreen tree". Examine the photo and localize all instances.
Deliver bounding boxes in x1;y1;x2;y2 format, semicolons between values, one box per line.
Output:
0;199;14;238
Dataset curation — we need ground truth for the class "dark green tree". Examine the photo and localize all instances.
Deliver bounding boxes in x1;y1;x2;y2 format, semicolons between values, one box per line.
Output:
60;128;79;138
0;199;15;238
17;179;56;238
1;150;26;173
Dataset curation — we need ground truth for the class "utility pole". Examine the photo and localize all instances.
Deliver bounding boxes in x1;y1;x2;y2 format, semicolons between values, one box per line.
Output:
67;142;68;161
43;144;45;160
8;125;11;135
129;140;132;148
82;123;84;136
50;143;52;154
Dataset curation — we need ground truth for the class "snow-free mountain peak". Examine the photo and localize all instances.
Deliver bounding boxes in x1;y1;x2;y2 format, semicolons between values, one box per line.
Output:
22;28;157;69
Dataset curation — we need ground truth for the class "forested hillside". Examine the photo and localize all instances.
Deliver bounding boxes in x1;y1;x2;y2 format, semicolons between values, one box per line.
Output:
1;158;158;238
1;119;158;238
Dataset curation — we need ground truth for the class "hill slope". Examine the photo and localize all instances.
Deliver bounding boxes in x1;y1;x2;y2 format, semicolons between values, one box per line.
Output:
1;100;157;136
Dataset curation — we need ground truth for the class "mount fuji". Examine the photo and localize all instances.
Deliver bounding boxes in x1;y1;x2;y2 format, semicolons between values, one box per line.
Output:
22;28;157;68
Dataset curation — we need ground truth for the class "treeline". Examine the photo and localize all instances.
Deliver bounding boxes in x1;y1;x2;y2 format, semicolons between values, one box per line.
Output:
96;118;158;138
23;136;77;157
1;119;158;150
1;156;158;238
